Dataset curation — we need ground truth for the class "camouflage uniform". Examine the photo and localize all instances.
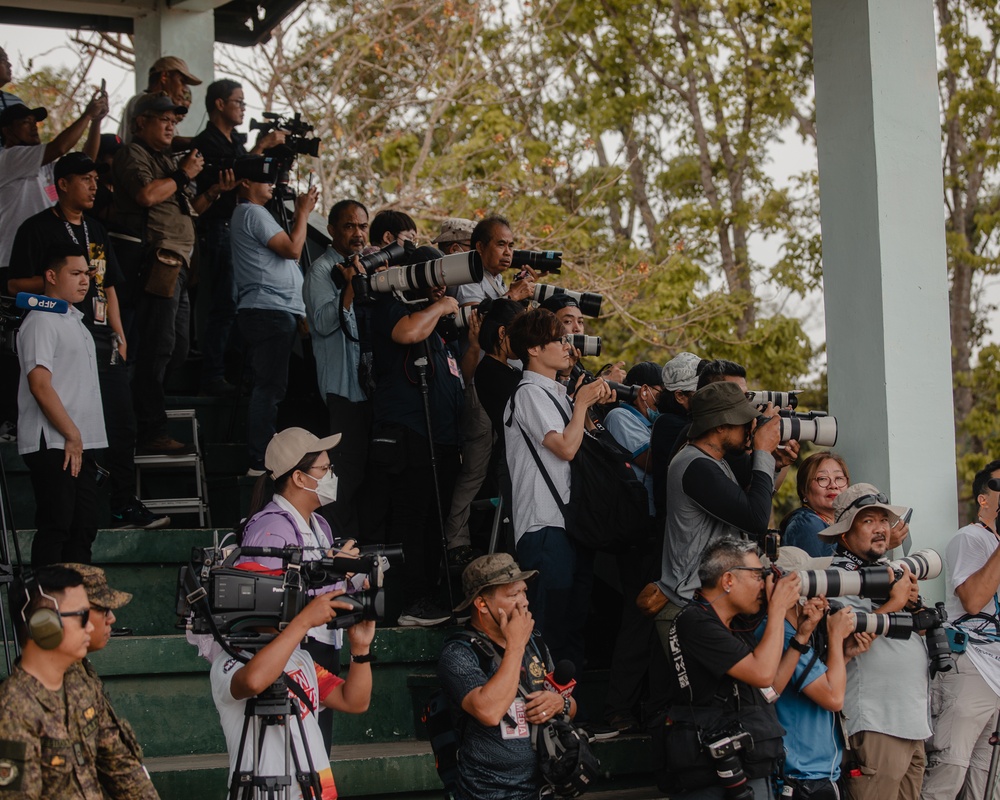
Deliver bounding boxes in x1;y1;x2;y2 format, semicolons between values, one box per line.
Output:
0;663;159;799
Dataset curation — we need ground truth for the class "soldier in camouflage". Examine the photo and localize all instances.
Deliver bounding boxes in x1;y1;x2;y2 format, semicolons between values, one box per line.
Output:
0;565;158;799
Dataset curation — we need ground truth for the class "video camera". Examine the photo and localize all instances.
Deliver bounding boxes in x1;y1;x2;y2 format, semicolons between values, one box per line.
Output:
348;243;485;306
176;543;401;648
249;112;321;159
533;284;603;317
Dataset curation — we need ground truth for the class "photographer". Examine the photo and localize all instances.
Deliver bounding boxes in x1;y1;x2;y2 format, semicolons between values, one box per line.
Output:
438;554;576;800
191;78;284;396
367;255;464;626
304;199;371;539
821;484;930;800
923;460;1000;800
211;589;374;799
503;308;612;673
118;56;201;146
474;298;525;436
654;381;780;638
650;352;704;522
369;208;418;247
660;538;801;798
230;157;318;475
432;217;475;254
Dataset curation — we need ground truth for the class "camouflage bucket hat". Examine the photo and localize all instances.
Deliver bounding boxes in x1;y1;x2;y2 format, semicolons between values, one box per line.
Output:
455;553;538;611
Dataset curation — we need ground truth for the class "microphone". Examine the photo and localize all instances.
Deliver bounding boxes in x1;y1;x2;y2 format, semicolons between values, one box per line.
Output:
989;478;1000;492
15;293;69;314
544;659;577;698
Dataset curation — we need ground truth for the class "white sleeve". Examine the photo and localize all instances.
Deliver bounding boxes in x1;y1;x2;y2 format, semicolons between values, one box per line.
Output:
948;530;995;593
16;316;58;374
515;384;568;448
0;146;46;188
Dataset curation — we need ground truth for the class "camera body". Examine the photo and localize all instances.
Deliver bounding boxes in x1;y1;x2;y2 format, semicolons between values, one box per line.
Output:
177;544;400;647
705;728;754;800
250;112;321;159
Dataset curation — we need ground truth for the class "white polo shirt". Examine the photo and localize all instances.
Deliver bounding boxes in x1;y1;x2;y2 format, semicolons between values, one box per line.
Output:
503;370;573;542
16;304;107;455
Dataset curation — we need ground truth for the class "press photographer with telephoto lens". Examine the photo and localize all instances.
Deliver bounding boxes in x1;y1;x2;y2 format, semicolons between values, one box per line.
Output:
366;246;464;627
659;539;801;799
923;460;1000;800
819;483;931;800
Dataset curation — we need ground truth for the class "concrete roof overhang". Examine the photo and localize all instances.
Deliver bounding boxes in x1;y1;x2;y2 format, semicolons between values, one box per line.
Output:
0;0;303;46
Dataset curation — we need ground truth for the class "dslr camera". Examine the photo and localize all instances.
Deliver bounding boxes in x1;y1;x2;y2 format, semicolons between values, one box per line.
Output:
344;243;484;306
704;728;754;800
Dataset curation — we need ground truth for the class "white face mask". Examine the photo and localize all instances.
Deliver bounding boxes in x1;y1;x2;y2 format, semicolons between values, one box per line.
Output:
305;469;339;505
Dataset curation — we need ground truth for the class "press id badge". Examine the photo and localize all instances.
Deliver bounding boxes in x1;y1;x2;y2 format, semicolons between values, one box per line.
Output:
446;352;461;379
500;698;529;740
93;297;108;325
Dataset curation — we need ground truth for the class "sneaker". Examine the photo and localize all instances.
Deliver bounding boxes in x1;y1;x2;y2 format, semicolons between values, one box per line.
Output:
581;721;620;742
246;467;266;478
200;379;238;397
447;545;482;569
0;421;15;442
111;500;171;530
137;435;194;455
398;599;452;627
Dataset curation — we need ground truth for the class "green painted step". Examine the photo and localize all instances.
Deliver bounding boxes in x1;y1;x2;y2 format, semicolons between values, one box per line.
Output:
144;735;656;800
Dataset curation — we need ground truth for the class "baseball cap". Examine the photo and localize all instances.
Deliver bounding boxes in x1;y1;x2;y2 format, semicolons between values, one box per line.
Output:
98;133;124;159
0;103;47;129
432;218;476;245
625;361;664;388
819;483;907;542
150;56;202;85
58;563;133;610
454;553;538;611
539;295;579;313
662;352;702;392
265;427;342;480
134;92;188;119
54;152;109;182
688;381;759;439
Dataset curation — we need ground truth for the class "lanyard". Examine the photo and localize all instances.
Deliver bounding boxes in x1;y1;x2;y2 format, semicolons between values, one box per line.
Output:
54;209;91;257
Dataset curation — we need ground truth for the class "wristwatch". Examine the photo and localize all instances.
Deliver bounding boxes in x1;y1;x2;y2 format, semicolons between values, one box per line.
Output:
788;638;810;654
351;652;376;664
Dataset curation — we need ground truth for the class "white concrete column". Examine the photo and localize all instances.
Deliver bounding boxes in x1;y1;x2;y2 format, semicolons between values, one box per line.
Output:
133;7;215;135
812;0;958;592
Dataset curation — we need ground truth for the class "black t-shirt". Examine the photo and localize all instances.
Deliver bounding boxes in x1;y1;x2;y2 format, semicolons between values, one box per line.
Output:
651;411;688;518
369;295;464;446
664;600;755;707
475;356;522;437
191;123;248;222
10;208;124;354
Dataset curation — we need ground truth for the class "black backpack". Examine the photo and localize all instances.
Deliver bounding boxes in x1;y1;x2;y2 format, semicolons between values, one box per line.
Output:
508;384;651;552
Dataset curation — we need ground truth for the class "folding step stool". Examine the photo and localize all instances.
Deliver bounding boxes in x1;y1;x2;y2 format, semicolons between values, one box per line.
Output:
134;409;212;526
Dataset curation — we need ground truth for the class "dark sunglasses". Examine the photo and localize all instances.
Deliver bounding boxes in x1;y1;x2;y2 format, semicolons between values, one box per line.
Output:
59;608;91;626
835;492;889;523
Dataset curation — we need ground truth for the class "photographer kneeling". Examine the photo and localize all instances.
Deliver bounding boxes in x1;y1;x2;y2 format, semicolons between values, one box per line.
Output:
661;538;801;799
211;589;374;799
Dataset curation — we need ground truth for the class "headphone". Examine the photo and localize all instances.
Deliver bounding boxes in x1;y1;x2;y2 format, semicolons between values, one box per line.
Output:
20;574;65;650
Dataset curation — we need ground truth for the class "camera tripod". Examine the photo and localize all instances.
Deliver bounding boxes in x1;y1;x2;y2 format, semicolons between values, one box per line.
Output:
229;678;325;800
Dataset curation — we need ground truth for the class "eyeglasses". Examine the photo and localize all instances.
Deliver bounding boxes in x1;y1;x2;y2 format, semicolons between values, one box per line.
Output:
59;608;91;626
90;605;113;620
835;492;889;523
228;99;247;108
306;463;335;476
730;566;768;581
814;475;849;489
548;335;572;347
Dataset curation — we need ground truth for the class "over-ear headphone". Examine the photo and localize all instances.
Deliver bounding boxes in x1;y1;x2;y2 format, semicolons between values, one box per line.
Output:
20;573;64;650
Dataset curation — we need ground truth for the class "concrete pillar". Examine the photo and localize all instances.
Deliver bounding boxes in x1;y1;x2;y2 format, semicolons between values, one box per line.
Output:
133;7;215;135
812;0;958;592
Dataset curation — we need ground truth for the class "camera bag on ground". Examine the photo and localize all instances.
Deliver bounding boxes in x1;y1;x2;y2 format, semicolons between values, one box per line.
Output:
507;384;650;552
656;606;785;794
425;626;599;797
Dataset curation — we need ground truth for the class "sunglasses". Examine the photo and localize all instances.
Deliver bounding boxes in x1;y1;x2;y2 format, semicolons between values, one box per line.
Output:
90;605;114;620
59;608;91;626
835;492;889;523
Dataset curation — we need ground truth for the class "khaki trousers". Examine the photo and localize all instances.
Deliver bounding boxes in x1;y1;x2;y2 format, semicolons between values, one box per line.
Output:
846;730;925;800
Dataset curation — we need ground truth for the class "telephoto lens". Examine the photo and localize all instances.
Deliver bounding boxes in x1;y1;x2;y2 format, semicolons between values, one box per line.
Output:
452;304;480;330
532;284;603;317
368;250;485;295
746;391;798;410
512;249;562;274
570;334;601;357
776;410;838;447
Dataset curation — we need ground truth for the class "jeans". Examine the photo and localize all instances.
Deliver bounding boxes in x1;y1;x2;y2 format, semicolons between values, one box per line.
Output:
24;438;100;566
516;526;594;677
238;308;298;469
132;266;190;443
198;221;237;385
